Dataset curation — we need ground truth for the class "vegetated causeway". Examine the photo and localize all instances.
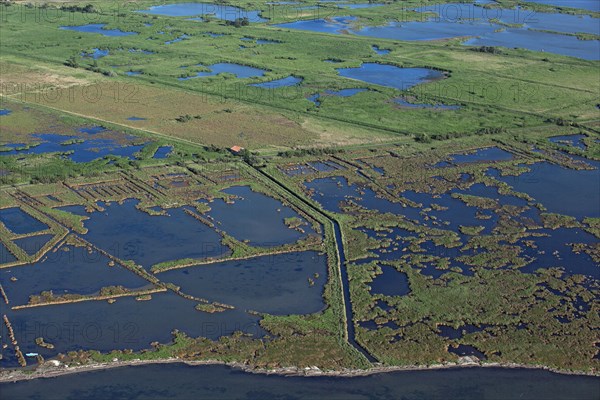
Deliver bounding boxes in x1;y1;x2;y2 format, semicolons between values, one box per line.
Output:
0;0;598;399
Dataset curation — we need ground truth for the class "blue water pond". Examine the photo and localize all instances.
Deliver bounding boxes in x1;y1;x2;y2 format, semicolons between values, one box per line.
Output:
0;207;48;235
250;76;303;88
139;3;267;23
81;48;109;59
336;63;444;90
1;133;146;163
308;88;367;106
60;24;137;37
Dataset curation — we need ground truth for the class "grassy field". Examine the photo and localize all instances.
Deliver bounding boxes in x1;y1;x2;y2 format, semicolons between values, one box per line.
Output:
1;0;597;151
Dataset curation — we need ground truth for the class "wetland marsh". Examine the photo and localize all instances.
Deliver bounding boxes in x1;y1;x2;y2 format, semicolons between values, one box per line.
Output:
0;0;598;397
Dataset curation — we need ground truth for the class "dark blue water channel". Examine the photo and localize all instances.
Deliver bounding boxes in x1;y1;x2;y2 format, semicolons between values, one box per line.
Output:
1;363;598;400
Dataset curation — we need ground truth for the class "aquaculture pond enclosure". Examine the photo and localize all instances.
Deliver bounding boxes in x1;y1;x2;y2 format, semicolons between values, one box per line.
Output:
158;251;328;315
0;207;48;235
79;199;230;270
204;185;317;246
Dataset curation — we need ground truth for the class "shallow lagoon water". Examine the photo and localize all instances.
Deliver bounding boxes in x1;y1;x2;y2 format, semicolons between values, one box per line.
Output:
0;242;16;264
336;63;444;90
462;29;599;60
139;3;267;22
60;24;137;37
275;16;358;34
308;88;366;106
79;126;106;135
371;45;390;55
305;176;425;222
448;344;487;360
489;162;600;219
281;161;343;176
80;199;228;270
518;227;598;276
370;265;411;296
439;324;489;339
436;147;514;166
1;133;146;163
3;363;599;400
0;245;150;306
159;251;327;315
12;234;54;256
179;62;266;79
310;160;344;171
0;207;48;234
153;145;172;159
413;4;600;36
81;48;109;59
402;185;501;233
548;134;587;149
275;7;600;59
205;186;315;246
1;293;264;367
309;172;598;278
525;0;600;12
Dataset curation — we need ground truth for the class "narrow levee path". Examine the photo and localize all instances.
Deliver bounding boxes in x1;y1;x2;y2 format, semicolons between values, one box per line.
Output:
250;163;377;363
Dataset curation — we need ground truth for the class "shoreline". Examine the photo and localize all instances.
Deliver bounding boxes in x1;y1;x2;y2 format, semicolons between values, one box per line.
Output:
1;357;598;384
